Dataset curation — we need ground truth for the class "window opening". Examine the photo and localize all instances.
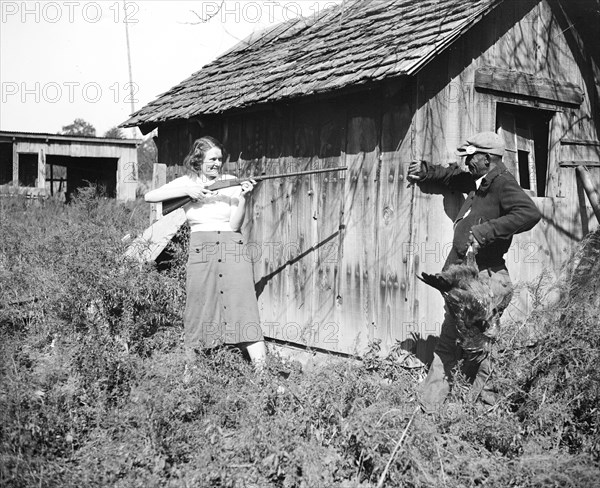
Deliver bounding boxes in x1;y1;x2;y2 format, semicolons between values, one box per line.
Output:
496;103;553;197
517;150;531;190
18;154;37;187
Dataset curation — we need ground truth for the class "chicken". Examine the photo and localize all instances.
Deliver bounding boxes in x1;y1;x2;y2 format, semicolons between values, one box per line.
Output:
418;253;506;358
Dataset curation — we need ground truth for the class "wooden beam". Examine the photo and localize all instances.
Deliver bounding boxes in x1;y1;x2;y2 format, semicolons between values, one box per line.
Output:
576;166;600;222
150;162;167;224
559;161;600;168
12;143;18;186
475;66;584;106
561;139;600;146
138;123;157;136
124;208;186;263
116;147;139;202
37;148;46;189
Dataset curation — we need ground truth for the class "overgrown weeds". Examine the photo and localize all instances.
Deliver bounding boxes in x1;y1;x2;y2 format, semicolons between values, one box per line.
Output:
1;193;599;487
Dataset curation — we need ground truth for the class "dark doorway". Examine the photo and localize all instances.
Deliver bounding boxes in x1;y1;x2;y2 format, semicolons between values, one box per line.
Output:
46;155;118;201
0;143;12;185
18;154;38;187
45;162;67;199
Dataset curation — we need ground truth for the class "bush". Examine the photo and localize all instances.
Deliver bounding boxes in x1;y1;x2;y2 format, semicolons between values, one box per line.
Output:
495;230;600;460
1;195;599;487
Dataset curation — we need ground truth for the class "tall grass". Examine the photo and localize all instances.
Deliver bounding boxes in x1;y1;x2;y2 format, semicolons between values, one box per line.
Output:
1;193;599;487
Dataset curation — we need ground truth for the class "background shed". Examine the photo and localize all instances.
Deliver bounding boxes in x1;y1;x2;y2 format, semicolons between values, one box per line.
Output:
123;0;600;360
0;131;139;202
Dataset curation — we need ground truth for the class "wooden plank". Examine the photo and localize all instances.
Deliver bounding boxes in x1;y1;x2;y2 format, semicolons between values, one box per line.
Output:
12;143;18;186
116;147;138;202
540;0;580;85
11;140;136;159
288;104;336;347
556;130;600;216
376;98;414;352
223;117;243;176
377;153;411;350
547;111;565;198
576;166;600;222
559;161;600;168
248;110;295;343
124;208;187;263
278;107;315;343
505;195;588;325
157;123;179;166
338;98;380;354
495;0;517;71
561;165;586;241
505;199;556;324
533;0;546;77
516;122;538;194
560;141;600;164
497;106;520;182
150;162;167;223
487;0;538;74
474;66;584;106
561;139;600;146
37;148;46;189
178;123;189;166
310;100;345;350
270;126;295;338
411;71;450;342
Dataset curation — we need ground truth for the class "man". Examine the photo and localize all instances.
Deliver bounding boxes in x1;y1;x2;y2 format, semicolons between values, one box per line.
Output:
407;131;542;413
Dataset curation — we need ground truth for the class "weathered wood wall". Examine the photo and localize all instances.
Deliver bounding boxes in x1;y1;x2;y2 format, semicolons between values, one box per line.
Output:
154;0;599;358
408;0;600;328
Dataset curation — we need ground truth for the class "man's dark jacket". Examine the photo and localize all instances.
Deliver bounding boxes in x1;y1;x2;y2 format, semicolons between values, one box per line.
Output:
420;160;542;270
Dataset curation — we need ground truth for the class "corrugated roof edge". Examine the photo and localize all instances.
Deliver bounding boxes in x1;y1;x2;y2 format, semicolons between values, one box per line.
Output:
0;130;140;145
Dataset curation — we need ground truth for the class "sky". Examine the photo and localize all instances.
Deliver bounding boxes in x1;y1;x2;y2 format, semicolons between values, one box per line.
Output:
0;0;343;138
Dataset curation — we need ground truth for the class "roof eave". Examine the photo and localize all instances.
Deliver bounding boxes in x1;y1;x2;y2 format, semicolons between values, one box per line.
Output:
121;0;506;129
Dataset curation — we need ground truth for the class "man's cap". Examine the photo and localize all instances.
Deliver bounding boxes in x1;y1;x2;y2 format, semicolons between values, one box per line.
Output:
457;131;505;157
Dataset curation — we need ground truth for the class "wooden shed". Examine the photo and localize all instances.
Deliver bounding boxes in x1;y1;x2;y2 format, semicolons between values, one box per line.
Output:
122;0;600;359
0;131;139;201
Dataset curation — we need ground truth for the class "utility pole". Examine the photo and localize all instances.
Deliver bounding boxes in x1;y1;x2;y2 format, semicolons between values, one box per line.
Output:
124;0;137;138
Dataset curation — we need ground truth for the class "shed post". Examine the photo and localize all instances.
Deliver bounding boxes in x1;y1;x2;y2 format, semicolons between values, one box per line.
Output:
37;148;46;189
12;142;18;187
150;162;167;223
116;147;139;202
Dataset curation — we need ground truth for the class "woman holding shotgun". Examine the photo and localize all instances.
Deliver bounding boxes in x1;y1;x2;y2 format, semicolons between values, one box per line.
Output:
144;136;267;367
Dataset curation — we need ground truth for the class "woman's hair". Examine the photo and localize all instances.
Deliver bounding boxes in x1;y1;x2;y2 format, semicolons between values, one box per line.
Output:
183;136;225;174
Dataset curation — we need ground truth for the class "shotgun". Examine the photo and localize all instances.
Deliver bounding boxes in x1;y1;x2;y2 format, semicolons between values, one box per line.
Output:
160;166;347;215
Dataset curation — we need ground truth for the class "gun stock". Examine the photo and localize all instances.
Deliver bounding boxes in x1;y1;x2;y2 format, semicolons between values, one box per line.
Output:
161;196;191;215
160;166;347;215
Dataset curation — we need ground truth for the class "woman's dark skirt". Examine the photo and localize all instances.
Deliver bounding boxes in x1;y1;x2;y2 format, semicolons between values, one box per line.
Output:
184;231;263;348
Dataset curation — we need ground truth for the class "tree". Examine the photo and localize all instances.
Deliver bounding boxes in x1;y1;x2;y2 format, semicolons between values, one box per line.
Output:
137;136;157;182
60;118;96;137
104;127;126;139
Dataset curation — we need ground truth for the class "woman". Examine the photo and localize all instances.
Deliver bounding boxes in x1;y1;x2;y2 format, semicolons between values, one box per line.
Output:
145;136;266;367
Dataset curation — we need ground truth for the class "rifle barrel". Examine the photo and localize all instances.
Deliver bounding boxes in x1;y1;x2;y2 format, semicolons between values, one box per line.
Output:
161;166;347;215
254;166;347;181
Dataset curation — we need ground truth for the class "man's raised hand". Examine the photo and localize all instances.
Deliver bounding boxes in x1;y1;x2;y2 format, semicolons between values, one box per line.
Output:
407;160;425;183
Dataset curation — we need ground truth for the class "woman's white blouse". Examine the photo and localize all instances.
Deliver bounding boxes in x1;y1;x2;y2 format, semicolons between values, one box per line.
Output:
162;174;242;232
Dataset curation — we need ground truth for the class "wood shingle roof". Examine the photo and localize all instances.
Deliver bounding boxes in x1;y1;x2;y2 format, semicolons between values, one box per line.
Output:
122;0;500;127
